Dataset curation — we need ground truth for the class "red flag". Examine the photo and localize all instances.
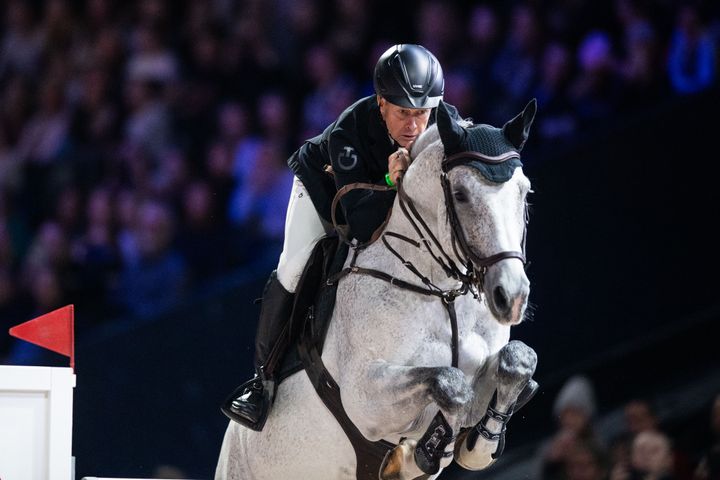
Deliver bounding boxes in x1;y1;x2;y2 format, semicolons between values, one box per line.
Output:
9;304;75;369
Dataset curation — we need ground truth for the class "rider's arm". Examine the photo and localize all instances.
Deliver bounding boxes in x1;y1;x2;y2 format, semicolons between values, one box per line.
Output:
328;130;396;244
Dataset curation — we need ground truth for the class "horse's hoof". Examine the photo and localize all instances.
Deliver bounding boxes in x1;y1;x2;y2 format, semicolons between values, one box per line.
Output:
380;444;407;480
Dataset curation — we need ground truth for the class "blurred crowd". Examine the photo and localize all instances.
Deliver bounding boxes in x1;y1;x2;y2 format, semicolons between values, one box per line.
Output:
533;376;720;480
1;0;719;361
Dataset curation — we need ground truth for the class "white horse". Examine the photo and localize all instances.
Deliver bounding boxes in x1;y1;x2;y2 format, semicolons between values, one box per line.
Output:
216;100;539;480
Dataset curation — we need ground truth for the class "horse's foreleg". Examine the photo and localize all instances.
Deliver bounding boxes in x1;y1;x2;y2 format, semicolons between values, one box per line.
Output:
344;362;470;480
345;361;472;440
454;340;538;470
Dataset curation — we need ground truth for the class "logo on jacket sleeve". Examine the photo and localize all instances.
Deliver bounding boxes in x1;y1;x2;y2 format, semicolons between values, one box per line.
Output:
337;146;358;171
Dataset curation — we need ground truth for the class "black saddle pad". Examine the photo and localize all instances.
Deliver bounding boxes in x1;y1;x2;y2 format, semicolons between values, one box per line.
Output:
277;235;349;383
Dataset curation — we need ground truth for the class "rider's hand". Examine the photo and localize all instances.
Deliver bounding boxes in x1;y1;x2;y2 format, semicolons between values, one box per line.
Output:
388;147;410;185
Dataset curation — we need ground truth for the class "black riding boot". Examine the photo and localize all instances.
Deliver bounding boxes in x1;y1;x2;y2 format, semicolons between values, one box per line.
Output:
221;271;294;431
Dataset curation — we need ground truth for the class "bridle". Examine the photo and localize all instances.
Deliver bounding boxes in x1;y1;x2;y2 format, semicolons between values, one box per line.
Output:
439;151;528;292
329;148;528;368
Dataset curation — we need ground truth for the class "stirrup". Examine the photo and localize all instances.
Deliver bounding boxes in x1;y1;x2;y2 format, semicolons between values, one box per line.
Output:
220;376;272;431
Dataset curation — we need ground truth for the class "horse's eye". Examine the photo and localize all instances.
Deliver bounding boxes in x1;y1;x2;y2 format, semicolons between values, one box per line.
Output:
453;190;468;203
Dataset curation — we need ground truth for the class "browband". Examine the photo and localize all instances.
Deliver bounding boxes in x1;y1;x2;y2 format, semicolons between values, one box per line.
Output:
443;150;520;170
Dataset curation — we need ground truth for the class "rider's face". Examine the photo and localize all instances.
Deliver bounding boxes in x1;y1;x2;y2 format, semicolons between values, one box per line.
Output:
378;96;432;149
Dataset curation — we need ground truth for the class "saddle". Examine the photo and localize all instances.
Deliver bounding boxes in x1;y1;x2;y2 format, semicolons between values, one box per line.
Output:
273;235;344;382
273;235;396;480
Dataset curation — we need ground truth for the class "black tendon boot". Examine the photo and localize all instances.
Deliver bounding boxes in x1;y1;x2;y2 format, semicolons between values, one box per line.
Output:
221;271;295;430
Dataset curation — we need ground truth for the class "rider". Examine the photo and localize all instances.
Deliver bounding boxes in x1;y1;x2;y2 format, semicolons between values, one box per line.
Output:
222;44;460;431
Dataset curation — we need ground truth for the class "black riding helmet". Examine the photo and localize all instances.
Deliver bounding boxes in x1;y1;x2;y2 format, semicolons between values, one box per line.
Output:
374;44;444;109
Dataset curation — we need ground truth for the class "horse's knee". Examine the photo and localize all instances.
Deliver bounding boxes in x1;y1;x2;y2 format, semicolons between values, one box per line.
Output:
496;340;537;401
425;366;472;412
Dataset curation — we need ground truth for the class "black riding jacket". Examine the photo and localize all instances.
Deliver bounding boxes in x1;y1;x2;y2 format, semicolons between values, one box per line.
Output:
288;95;459;243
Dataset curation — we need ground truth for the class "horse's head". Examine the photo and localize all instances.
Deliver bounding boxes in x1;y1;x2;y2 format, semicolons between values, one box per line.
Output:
408;100;536;325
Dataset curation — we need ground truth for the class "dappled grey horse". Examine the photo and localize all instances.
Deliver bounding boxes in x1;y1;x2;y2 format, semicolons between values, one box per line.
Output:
216;100;539;480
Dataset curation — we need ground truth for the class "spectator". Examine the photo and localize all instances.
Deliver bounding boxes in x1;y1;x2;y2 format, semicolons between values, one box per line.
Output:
489;3;542;125
615;2;668;110
462;4;502;113
114;187;140;268
15;78;70;166
610;430;677;480
694;393;720;480
300;44;357;139
0;0;44;79
443;68;479;120
328;0;372;77
21;220;75;289
534;374;605;480
228;139;293;244
177;180;233;282
0;265;32;360
625;399;661;436
667;4;717;95
566;440;611;480
126;22;178;86
533;41;578;142
41;0;77;57
113;199;188;318
569;30;624;127
257;91;295;152
54;186;82;239
123;78;173;161
66;65;120;187
416;1;462;63
15;78;71;217
6;264;68;365
71;185;120;321
205;140;237;222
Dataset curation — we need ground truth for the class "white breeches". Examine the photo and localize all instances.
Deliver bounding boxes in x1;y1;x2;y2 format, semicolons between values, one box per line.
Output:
276;177;333;293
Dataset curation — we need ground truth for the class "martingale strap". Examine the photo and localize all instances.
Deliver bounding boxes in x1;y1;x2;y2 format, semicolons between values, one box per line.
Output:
297;324;395;480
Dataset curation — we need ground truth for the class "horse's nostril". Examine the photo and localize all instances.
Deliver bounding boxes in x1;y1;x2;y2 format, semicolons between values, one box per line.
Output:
493;286;509;313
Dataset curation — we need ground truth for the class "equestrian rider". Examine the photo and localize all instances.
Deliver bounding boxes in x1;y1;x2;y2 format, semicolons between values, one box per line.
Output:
222;44;460;431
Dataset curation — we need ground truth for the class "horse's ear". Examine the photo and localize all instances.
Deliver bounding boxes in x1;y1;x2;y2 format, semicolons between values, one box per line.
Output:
502;98;537;151
436;100;466;155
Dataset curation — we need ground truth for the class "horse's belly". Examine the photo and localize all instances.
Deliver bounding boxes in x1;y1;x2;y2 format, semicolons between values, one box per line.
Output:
221;371;357;480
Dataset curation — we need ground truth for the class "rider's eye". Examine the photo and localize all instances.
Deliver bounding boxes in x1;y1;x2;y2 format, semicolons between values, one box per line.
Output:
453;189;468;203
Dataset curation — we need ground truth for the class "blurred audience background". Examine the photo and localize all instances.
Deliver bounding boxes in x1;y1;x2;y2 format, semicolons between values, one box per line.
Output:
2;0;718;352
0;0;718;477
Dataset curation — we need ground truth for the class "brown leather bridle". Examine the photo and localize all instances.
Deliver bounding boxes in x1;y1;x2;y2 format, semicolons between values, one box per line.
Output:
439;151;528;292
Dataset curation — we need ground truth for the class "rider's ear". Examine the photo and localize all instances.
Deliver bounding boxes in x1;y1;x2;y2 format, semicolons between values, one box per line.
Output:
437;100;467;155
502;98;537;151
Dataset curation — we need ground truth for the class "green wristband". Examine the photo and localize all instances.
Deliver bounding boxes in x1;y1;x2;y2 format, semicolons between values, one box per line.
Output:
385;172;395;187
